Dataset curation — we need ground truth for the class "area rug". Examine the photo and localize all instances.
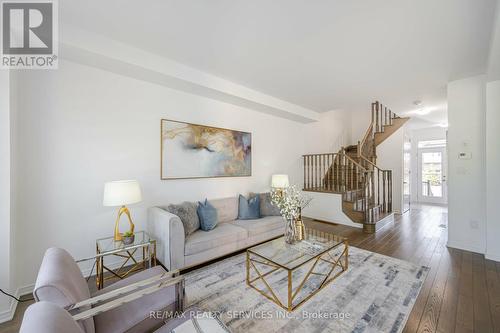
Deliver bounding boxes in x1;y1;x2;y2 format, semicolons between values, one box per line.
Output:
184;246;428;333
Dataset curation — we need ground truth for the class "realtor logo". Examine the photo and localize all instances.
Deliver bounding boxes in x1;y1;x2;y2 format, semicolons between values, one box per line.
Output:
1;0;58;69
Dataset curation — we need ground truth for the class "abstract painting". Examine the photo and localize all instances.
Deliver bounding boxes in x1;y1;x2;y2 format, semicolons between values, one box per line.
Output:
161;119;252;179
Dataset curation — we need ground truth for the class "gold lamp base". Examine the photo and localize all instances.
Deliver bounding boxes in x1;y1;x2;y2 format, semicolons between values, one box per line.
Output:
114;205;135;241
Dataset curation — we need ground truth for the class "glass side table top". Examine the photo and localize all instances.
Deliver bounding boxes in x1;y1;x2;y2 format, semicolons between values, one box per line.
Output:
248;228;346;270
96;231;153;254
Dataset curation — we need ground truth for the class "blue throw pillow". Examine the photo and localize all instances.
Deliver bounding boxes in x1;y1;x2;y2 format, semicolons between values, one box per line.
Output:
238;194;261;220
197;199;218;231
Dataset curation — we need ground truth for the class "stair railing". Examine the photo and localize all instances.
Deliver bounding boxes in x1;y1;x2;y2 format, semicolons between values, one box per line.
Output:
303;151;370;220
303;152;367;193
358;155;393;215
303;153;338;192
372;100;396;133
358;122;375;163
340;148;368;192
359;101;402;164
303;101;398;225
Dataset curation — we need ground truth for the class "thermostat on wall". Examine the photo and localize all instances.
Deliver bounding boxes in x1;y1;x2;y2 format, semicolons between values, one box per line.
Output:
458;152;472;159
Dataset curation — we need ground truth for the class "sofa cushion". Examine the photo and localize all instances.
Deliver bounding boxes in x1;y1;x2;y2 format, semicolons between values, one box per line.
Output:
210;197;238;223
20;302;85;333
197;199;218;231
93;266;175;333
238;194;260;220
231;216;283;237
166;202;200;236
252;192;281;216
185;223;247;256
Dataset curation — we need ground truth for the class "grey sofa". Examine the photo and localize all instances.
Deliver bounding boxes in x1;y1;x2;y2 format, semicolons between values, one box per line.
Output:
147;196;284;271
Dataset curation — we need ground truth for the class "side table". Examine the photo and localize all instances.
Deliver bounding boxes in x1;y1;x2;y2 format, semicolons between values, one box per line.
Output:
95;230;157;289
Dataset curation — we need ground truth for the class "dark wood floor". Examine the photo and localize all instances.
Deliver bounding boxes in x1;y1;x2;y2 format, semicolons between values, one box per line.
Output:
1;204;499;333
306;204;500;333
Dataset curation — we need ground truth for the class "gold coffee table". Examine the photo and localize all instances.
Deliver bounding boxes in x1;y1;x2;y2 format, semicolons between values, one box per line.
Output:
246;228;348;311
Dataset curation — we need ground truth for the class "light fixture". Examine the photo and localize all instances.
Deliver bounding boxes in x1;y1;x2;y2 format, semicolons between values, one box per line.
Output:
271;174;289;189
103;180;142;241
408;101;433;115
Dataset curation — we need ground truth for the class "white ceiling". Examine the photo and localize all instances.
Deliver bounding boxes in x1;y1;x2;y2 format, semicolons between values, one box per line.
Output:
61;0;499;125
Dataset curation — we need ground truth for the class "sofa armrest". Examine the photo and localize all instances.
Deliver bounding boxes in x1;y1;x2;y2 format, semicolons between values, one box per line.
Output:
71;275;185;322
147;207;185;271
67;270;181;311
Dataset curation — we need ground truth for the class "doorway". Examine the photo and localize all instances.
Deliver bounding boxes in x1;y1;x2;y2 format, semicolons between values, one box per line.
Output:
417;141;447;204
402;136;411;213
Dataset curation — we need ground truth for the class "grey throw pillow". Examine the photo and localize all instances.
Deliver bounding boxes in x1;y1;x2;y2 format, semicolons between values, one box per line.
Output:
251;192;281;216
166;202;200;236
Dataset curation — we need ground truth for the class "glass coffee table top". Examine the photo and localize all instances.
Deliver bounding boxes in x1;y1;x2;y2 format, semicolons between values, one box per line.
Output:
248;228;345;270
96;231;153;254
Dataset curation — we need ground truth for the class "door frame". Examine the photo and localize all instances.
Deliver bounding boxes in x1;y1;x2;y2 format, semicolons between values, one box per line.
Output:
402;136;411;213
417;146;448;204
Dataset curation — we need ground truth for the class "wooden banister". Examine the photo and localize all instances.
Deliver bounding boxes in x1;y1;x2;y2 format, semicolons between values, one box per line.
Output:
302;101;403;229
341;148;367;171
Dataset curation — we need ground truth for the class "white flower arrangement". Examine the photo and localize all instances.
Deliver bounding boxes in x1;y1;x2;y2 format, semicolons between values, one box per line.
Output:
271;185;312;220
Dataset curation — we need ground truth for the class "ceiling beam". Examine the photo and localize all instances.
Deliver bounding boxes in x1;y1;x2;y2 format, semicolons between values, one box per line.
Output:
59;25;320;123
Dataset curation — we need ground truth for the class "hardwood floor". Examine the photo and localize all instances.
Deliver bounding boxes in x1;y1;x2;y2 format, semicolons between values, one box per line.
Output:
1;204;499;333
305;203;499;333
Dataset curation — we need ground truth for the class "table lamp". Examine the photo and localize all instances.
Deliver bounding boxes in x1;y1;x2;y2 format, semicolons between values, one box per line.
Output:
103;180;142;241
271;174;289;189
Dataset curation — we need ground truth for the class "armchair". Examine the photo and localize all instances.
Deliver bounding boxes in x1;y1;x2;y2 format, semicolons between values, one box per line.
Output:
20;302;231;333
33;247;185;333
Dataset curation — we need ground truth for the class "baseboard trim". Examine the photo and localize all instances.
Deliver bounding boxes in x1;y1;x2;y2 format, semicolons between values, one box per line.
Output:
446;241;485;255
0;284;34;324
0;301;16;324
0;256;141;324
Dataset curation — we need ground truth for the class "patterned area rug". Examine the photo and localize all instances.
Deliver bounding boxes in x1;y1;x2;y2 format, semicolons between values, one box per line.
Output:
184;246;428;333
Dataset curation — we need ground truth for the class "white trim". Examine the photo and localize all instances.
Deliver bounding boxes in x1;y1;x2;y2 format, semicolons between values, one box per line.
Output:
447;240;485;255
0;300;16;324
0;255;143;324
417;146;448;205
0;284;35;324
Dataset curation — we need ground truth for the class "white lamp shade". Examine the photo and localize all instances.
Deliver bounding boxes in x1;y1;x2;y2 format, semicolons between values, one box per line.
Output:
103;180;142;207
271;174;289;188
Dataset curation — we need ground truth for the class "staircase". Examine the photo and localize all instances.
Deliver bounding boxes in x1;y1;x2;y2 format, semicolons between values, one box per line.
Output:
302;101;409;233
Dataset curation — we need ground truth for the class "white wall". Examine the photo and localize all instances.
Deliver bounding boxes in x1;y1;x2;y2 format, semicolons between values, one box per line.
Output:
299;110;357;227
0;72;12;319
61;25;320;124
486;80;500;261
302;109;352;154
350;110;372;145
409;127;448;202
301;192;362;229
376;126;405;214
447;75;487;254
9;60;352;290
